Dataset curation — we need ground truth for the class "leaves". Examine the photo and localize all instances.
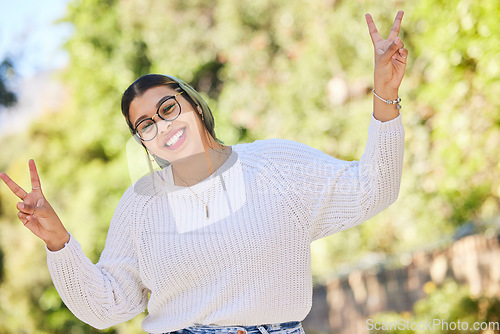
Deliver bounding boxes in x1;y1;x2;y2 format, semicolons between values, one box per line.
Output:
1;0;500;332
0;58;17;108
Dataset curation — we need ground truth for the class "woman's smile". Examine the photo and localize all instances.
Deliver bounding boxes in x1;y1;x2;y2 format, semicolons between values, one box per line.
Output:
163;126;187;150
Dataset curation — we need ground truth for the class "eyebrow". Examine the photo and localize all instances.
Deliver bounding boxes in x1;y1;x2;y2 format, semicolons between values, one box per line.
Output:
134;95;175;128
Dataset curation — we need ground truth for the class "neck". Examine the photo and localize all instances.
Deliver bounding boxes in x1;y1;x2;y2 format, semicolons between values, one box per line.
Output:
171;142;231;187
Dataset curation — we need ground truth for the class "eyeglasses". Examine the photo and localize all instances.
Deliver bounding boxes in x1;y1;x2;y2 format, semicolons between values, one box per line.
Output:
134;92;184;141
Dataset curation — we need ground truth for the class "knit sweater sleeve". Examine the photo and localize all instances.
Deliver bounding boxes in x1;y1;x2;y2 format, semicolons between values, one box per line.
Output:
45;186;149;329
266;113;404;242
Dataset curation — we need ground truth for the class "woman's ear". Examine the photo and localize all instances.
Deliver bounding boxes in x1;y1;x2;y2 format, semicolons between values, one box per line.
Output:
196;105;205;121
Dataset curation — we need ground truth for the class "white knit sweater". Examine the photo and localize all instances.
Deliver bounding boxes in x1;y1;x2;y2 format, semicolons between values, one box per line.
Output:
46;113;404;333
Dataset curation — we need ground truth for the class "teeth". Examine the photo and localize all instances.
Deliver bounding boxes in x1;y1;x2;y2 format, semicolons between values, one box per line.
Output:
166;129;184;147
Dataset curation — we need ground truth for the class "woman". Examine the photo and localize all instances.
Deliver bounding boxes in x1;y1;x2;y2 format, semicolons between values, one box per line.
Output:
0;11;407;334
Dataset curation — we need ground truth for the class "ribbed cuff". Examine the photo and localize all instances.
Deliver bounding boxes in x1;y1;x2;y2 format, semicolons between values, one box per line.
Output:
45;232;77;258
370;112;403;132
361;112;404;165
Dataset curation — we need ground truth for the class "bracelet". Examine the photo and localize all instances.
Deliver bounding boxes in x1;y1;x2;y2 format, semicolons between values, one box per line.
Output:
373;89;402;110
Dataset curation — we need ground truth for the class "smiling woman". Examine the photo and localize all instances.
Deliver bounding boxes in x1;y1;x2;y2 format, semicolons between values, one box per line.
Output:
122;75;232;186
0;11;407;334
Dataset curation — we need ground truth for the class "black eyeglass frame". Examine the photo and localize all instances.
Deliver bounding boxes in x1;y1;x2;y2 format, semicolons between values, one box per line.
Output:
133;91;184;142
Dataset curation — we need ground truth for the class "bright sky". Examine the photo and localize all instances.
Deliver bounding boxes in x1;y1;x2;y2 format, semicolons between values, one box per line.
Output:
0;0;73;77
0;0;73;136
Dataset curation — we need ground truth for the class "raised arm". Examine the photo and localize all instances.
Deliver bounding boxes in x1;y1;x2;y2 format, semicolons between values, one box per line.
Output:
1;161;149;328
0;159;70;251
366;10;408;122
270;13;407;241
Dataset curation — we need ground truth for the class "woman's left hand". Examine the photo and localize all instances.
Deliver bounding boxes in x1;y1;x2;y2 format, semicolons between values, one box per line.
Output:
365;11;408;93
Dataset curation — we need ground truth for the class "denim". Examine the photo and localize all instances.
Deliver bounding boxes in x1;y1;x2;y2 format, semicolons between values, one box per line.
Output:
157;321;305;334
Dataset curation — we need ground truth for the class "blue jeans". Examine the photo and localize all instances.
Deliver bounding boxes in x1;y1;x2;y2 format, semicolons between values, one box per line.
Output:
159;321;305;334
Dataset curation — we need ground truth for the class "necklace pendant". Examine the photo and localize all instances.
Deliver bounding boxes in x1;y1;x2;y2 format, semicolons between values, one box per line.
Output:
206;205;209;219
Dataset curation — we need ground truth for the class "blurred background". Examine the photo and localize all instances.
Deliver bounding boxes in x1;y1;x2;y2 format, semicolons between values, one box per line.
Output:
1;0;499;333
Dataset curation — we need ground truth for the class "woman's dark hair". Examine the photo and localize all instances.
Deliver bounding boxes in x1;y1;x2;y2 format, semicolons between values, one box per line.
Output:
121;74;222;145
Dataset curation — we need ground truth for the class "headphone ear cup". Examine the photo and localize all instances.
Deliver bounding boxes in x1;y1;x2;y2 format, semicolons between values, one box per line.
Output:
133;134;150;152
132;133;170;168
153;155;170;168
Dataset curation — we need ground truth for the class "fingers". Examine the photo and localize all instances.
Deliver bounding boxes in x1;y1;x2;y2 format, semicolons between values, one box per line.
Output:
17;201;39;215
388;11;404;41
17;211;38;225
17;203;38;224
17;198;49;216
17;202;31;214
29;159;42;192
17;211;30;225
17;202;34;225
17;198;49;226
365;13;382;45
392;48;408;63
382;37;404;62
33;198;50;217
0;172;28;200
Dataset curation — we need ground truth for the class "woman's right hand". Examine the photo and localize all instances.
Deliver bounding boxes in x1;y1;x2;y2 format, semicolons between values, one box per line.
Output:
0;159;70;251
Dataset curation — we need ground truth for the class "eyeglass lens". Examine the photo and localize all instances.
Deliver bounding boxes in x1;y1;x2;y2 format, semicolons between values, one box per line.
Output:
137;98;181;141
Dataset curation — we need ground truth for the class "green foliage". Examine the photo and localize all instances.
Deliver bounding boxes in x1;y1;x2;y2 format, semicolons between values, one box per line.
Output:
0;0;499;332
408;0;500;228
370;280;500;334
0;58;17;108
0;246;3;283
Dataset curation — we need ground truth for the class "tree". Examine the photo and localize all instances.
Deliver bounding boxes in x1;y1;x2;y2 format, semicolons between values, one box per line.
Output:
0;0;499;332
0;58;17;108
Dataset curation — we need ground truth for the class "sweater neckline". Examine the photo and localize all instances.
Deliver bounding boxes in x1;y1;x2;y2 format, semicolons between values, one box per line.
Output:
156;145;239;191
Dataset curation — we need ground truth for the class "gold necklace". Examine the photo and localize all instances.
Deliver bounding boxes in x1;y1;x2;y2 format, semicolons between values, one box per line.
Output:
177;167;219;219
174;147;229;219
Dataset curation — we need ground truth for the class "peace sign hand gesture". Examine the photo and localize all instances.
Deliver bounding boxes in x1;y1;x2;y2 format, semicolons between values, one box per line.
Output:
0;159;69;251
365;11;408;93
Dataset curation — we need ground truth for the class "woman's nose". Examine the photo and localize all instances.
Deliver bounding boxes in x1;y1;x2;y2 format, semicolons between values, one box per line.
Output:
157;118;172;134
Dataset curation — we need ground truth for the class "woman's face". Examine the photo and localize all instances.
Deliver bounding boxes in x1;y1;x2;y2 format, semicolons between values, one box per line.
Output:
129;85;209;163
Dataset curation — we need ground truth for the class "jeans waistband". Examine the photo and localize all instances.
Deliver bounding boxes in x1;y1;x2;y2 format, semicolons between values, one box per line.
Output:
166;321;302;334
